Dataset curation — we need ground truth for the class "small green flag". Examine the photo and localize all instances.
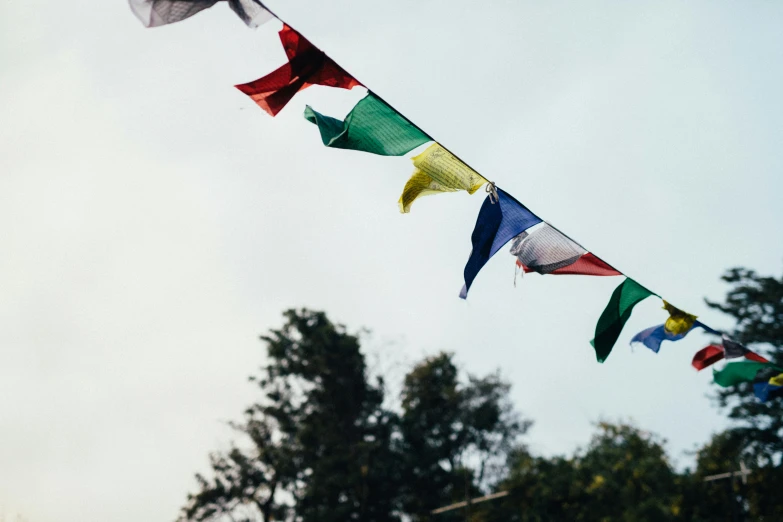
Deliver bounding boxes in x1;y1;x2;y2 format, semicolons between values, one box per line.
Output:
591;278;655;363
713;361;781;388
304;93;430;156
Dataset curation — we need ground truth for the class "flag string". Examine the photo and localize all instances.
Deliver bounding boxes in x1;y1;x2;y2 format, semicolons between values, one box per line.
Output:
256;3;723;335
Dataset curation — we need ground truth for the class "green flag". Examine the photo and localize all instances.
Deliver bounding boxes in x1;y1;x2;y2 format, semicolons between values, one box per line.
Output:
304;93;430;156
591;278;655;363
713;361;781;387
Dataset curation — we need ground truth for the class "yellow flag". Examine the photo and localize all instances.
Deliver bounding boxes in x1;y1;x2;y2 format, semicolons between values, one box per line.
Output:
769;373;783;387
398;143;487;213
662;300;698;335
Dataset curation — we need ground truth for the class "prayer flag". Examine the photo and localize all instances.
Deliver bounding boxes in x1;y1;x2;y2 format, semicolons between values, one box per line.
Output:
130;0;273;27
713;361;781;388
722;337;768;362
509;226;620;276
236;25;361;116
516;252;621;276
304;93;429;156
753;381;783;403
631;325;688;354
770;373;783;387
662;301;698;335
398;143;487;213
509;224;585;274
692;345;727;371
460;189;542;299
591;278;655;363
632;321;718;354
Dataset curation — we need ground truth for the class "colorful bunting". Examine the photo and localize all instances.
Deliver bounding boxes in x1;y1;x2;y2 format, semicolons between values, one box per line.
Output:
662;301;698;335
460;189;542;298
130;0;273;27
236;25;361;116
304;93;429;156
753;381;783;403
713;361;781;388
591;278;655;363
399;144;487;213
129;4;778;403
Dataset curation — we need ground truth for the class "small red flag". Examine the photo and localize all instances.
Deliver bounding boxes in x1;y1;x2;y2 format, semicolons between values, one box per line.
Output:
692;345;725;371
236;25;362;116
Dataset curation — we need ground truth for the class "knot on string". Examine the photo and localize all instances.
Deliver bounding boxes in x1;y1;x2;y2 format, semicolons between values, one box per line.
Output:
486;181;499;204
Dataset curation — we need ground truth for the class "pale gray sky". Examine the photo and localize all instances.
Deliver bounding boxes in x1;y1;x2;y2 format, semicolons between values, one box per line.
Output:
1;1;782;521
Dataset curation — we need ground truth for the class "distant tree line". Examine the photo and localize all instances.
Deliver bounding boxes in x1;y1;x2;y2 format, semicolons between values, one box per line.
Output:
179;268;783;521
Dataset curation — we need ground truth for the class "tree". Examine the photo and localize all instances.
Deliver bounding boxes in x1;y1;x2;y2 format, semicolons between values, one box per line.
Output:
398;353;529;521
180;309;401;522
706;268;783;464
180;314;528;522
484;422;679;522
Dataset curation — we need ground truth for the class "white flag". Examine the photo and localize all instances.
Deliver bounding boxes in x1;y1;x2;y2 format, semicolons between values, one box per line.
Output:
130;0;274;28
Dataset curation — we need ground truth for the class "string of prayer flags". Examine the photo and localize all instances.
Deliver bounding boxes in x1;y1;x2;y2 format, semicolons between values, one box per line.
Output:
130;0;273;27
304;93;430;156
692;337;769;371
753;380;783;403
129;4;780;404
591;278;656;363
236;25;361;116
398;143;487;213
713;361;782;388
662;301;698;335
460;189;542;298
509;224;621;276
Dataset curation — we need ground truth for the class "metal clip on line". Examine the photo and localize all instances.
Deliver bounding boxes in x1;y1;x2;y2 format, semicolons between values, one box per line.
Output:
486;181;499;204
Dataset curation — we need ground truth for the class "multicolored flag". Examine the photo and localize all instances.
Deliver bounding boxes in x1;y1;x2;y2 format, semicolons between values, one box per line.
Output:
399;143;486;213
130;0;273;27
304;93;429;156
692;336;769;371
631;324;688;353
509;224;621;276
591;278;655;363
236;25;361;116
713;361;781;388
460;189;542;298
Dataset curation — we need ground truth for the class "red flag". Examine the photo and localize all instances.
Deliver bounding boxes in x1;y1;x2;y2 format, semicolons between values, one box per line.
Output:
516;253;621;276
692;345;725;371
236;25;362;116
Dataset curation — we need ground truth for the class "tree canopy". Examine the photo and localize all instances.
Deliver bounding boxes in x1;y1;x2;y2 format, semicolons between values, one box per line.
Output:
180;266;783;521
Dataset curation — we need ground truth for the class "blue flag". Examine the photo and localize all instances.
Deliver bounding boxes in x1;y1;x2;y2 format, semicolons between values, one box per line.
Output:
630;321;719;353
460;188;541;299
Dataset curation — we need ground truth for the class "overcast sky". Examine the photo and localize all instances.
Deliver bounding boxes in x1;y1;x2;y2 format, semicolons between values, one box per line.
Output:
1;1;782;520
